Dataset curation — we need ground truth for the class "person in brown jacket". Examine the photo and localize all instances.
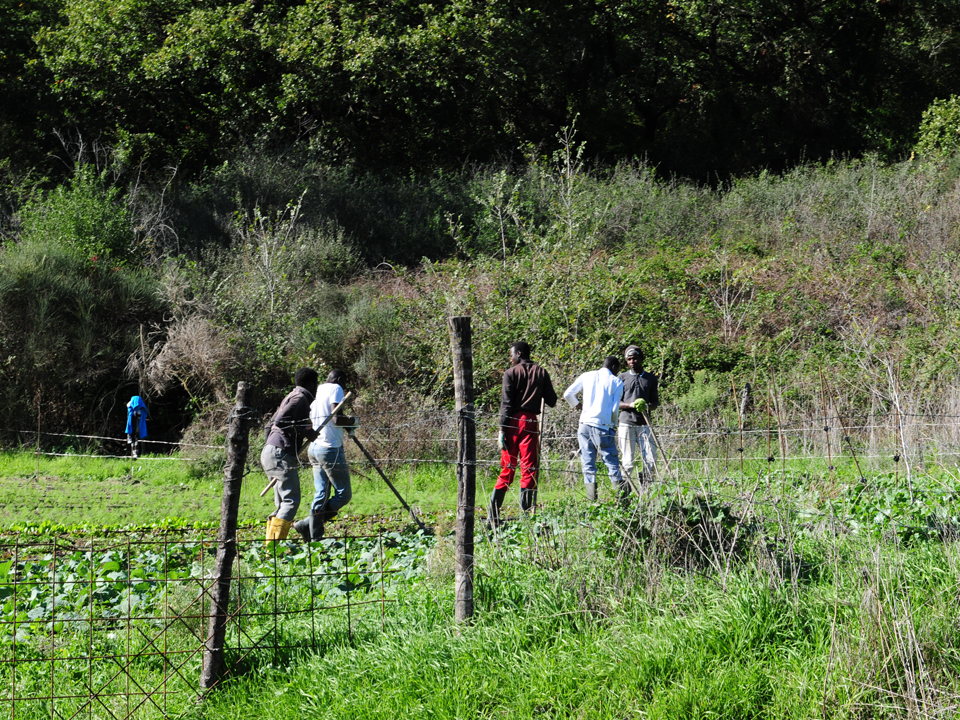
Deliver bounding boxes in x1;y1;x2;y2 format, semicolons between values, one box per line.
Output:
490;342;558;525
261;368;320;541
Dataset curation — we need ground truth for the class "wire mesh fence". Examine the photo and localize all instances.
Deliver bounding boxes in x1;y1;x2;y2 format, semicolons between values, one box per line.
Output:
0;528;419;720
10;369;960;480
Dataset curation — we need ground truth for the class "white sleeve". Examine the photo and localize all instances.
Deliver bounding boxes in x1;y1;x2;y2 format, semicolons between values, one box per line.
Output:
611;379;624;426
563;375;584;409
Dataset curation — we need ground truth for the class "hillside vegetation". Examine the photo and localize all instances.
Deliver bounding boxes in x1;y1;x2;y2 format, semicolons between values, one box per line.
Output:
6;9;960;718
3;0;960;439
3;141;960;443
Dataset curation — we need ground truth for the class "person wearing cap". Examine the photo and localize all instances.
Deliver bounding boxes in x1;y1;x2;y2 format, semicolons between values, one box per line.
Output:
618;344;660;489
490;341;558;525
563;356;627;502
261;368;320;541
295;369;357;542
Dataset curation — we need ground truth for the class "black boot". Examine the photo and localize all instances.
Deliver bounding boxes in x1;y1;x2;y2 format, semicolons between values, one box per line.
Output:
613;480;632;507
296;509;338;542
311;509;338;540
489;487;507;528
520;487;538;513
293;517;312;543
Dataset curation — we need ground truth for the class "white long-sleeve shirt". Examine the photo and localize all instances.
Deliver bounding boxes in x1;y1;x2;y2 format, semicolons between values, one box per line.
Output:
563;368;624;430
309;383;345;449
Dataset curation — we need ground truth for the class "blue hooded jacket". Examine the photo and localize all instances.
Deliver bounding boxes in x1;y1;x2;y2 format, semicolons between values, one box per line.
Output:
126;396;148;438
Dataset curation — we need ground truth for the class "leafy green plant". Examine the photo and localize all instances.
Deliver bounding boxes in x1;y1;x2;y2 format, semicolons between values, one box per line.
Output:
840;472;960;543
0;531;434;644
675;370;720;414
19;165;134;262
914;95;960;158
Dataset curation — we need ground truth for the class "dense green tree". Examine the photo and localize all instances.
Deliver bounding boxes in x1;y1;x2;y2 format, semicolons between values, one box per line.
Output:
669;0;960;170
0;0;61;167
10;0;960;177
35;0;210;168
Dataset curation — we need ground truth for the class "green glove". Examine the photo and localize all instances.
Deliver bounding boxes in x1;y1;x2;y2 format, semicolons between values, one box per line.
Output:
632;398;648;414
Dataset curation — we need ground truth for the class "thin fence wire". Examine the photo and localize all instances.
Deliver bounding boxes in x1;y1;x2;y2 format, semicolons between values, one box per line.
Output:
10;416;960;454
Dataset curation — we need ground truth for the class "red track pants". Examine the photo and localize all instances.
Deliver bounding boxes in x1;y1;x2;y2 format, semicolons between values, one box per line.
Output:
496;411;540;490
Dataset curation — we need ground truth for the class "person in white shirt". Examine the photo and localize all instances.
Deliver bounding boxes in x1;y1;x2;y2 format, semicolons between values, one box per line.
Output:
563;356;627;502
293;369;356;542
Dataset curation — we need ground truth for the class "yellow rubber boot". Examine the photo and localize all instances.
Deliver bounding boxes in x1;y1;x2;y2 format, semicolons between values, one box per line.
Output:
265;517;278;542
273;518;293;540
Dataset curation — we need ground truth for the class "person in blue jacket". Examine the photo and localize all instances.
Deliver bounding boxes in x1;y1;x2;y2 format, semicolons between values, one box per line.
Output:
126;396;148;458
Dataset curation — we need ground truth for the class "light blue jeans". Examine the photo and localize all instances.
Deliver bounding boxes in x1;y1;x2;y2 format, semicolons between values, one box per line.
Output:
577;424;623;486
308;444;352;514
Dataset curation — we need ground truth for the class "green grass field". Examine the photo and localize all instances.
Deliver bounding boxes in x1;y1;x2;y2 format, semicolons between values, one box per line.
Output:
0;451;464;530
0;449;599;533
187;508;960;720
4;447;960;718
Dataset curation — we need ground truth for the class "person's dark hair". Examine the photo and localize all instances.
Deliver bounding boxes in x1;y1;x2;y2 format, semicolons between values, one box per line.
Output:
327;369;347;385
511;341;531;359
602;356;620;373
294;367;319;389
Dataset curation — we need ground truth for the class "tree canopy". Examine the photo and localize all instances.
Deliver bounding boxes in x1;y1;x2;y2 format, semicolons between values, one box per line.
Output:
1;0;955;179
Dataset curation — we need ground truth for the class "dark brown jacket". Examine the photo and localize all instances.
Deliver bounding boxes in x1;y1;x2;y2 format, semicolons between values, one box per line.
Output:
265;386;318;455
499;360;558;428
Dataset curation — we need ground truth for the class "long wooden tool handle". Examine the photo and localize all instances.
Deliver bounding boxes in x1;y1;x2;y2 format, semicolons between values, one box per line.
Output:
259;391;353;498
349;434;427;533
641;409;670;479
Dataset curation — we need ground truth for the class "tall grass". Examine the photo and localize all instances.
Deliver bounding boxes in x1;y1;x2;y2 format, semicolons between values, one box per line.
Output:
193;498;960;720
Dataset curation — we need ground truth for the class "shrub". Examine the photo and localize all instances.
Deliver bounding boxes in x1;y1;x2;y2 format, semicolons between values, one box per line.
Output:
0;238;165;437
675;370;721;414
915;95;960;158
19;165;135;262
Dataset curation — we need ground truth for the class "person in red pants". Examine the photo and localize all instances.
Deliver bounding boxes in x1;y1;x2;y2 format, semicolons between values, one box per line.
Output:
490;341;558;526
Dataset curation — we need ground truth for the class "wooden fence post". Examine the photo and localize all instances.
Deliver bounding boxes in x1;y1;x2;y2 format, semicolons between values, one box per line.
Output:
448;317;476;623
201;381;255;690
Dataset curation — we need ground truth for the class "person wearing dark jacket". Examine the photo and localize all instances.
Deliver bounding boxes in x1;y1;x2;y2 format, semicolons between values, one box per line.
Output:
490;342;558;524
261;368;320;541
618;345;659;488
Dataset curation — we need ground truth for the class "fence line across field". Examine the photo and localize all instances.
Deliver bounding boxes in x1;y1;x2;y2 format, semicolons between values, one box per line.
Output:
11;419;960;448
7;428;222;450
11;407;960;446
9;439;960;469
